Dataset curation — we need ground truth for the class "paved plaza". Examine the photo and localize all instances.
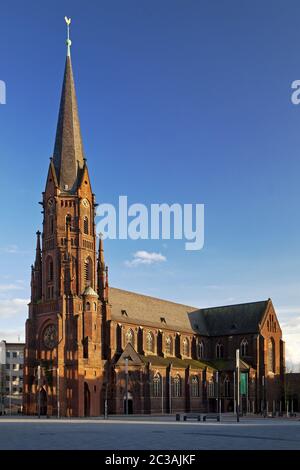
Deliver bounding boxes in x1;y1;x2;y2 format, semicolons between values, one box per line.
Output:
0;415;299;450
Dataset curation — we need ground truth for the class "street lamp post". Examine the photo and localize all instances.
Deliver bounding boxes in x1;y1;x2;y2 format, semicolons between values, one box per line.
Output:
125;357;129;415
37;365;41;419
236;349;240;423
57;367;60;419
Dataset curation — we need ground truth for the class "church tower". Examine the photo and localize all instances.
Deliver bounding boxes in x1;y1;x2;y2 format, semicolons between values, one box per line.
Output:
24;19;108;417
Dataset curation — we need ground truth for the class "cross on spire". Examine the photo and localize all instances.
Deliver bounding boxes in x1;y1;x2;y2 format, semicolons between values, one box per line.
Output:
65;17;72;57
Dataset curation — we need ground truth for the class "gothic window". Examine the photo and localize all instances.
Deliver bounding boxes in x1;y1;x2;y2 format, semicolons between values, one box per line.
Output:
66;214;71;230
268;338;275;373
224;376;230;397
173;375;181;397
191;376;199;397
46;257;54;282
207;380;214;397
183;338;190;356
153;373;162;397
84;217;89;235
165;336;173;356
84;257;93;288
197;340;204;359
240;339;248;357
146;331;155;353
216;343;224;359
126;329;135;347
86;302;90;311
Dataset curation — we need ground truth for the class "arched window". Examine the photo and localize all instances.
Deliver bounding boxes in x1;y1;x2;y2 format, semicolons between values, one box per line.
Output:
86;302;90;311
83;217;89;235
183;338;190;357
240;338;248;357
197;340;204;359
146;331;155;353
191;376;199;397
207;379;214;397
153;373;161;397
46;257;54;282
165;336;173;356
126;329;135;347
84;257;93;287
216;343;224;359
66;214;71;230
224;376;230;397
268;338;275;373
173;375;181;397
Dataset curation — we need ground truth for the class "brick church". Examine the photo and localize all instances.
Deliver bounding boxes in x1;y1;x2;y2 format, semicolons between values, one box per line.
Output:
23;27;285;417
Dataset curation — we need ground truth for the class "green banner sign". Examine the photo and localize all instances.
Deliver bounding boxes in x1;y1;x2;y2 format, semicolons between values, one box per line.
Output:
240;373;248;395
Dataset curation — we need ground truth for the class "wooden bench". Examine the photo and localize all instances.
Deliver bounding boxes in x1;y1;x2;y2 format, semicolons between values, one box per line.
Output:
183;414;202;422
203;414;220;422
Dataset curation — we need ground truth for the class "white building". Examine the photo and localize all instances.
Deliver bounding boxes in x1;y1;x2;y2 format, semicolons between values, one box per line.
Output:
0;341;25;414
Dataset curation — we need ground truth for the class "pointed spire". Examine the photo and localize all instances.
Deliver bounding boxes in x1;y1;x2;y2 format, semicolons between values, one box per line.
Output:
98;235;105;267
97;235;107;301
34;231;42;269
53;18;84;193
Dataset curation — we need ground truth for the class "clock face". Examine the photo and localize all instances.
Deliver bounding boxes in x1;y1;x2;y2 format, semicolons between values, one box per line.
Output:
82;198;89;208
47;197;55;207
43;324;58;350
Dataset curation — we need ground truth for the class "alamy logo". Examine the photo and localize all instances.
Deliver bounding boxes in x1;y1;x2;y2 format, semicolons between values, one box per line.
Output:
0;80;6;104
96;196;204;251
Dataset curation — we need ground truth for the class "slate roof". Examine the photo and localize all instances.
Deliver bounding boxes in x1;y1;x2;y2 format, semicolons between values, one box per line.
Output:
109;287;199;333
53;56;85;192
109;287;270;337
200;301;269;336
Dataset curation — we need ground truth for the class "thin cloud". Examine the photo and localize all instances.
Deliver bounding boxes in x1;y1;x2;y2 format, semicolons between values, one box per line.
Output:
0;283;25;292
125;251;167;267
1;245;30;255
0;298;29;319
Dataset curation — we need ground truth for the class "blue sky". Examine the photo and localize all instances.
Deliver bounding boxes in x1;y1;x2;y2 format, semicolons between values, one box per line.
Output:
0;0;300;367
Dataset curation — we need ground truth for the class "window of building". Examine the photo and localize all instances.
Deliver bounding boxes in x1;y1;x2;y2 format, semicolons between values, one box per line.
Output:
173;375;181;397
183;338;190;357
165;336;173;356
19;387;23;393
191;376;199;397
46;256;54;283
66;214;72;230
240;339;248;357
6;375;9;381
146;331;155;353
13;364;17;370
197;340;204;359
6;352;10;358
86;302;90;311
6;364;10;370
207;380;214;397
12;352;17;358
126;329;135;347
268;338;275;373
224;376;230;397
84;257;93;287
153;373;162;397
216;343;224;359
83;216;89;235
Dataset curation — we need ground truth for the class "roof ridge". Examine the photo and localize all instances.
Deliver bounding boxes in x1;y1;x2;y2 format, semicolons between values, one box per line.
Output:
201;299;270;312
